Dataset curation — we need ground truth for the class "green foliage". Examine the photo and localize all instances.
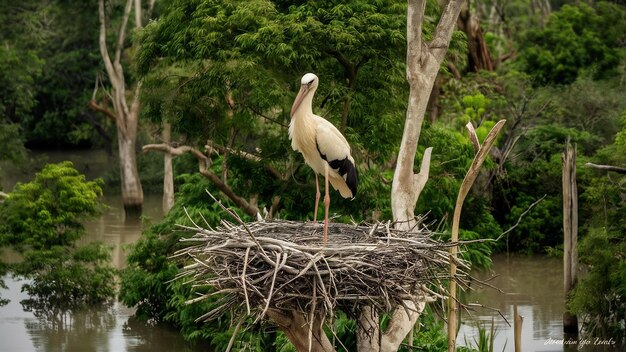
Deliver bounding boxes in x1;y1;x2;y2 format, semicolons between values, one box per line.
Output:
134;0;465;206
569;229;626;343
458;230;494;270
0;0;103;147
540;78;626;148
15;243;117;318
0;122;27;166
459;93;491;128
416;123;500;263
0;43;42;123
134;0;454;224
119;172;293;349
461;317;503;352
517;2;626;85
617;109;626;147
27;1;102;147
0;161;104;250
569;132;626;343
0;161;114;316
119;228;180;321
119;173;235;334
402;307;449;351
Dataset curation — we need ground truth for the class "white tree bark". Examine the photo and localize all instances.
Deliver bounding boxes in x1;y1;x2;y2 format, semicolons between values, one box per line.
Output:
267;309;334;352
162;122;174;214
372;1;465;351
562;141;578;334
357;306;380;352
94;0;144;214
391;0;464;228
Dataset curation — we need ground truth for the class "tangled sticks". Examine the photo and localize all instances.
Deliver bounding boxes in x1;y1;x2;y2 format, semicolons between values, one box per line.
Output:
174;215;469;325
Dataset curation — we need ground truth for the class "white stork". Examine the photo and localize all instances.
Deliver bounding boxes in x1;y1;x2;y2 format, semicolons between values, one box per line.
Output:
289;73;358;243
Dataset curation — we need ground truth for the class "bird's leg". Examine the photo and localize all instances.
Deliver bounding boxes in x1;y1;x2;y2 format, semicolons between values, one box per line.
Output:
323;164;330;244
314;173;320;223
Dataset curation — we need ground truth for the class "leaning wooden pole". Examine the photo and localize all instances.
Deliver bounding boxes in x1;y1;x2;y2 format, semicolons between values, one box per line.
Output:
562;140;579;335
513;304;524;352
448;120;506;352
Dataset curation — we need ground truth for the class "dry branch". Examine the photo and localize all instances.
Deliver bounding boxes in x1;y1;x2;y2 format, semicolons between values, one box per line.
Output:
142;143;260;217
585;162;626;175
174;218;469;328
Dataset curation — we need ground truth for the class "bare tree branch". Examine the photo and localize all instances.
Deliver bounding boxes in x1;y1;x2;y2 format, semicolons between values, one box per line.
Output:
88;100;118;124
98;0;117;86
585;162;626;175
134;0;142;28
496;194;547;241
247;105;289;128
142;144;260;217
387;2;465;350
448;120;506;352
466;121;480;153
430;0;465;61
114;0;133;67
206;141;286;181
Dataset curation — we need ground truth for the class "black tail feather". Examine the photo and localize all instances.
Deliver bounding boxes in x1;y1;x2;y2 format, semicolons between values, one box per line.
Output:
345;160;358;198
317;142;358;198
327;157;357;198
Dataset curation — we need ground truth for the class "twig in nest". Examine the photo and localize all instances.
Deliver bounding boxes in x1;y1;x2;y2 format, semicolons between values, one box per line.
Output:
174;217;469;325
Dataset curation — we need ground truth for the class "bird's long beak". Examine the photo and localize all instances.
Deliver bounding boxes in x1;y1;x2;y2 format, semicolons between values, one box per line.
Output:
290;85;309;117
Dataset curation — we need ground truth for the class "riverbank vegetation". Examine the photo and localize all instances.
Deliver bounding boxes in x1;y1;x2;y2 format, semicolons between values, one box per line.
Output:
0;162;116;323
1;0;625;349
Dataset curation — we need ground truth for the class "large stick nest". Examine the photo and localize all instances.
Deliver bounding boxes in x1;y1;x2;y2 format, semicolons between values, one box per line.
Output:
175;214;469;323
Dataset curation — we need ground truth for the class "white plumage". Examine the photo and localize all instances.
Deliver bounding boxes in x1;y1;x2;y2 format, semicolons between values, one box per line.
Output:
289;73;358;242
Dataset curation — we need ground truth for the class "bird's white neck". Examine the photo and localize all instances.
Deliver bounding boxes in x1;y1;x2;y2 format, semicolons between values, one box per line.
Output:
292;91;314;120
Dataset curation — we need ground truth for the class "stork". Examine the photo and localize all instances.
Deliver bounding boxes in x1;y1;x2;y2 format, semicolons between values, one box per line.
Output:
289;73;358;243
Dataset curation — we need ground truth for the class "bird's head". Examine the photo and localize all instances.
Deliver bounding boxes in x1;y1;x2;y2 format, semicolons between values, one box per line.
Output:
291;73;318;117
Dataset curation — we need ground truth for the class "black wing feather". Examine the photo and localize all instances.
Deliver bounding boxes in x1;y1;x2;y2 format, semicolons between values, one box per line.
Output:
317;142;358;197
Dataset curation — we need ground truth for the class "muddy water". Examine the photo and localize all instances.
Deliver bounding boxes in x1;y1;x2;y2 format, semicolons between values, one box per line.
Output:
457;254;564;351
458;254;621;352
0;150;208;352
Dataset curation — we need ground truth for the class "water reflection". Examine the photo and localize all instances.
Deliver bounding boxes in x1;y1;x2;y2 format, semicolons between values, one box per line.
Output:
0;149;209;352
458;254;621;352
0;192;207;352
24;306;117;352
81;194;163;269
0;276;209;352
458;254;565;351
122;317;212;352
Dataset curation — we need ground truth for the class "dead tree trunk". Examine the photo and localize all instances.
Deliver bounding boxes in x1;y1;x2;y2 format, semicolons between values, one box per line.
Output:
458;0;494;72
162;122;174;214
562;141;578;335
267;309;334;352
391;0;464;227
354;1;464;352
92;0;144;215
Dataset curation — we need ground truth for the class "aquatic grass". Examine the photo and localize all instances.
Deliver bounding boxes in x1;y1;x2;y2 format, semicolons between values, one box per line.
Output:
462;316;506;352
